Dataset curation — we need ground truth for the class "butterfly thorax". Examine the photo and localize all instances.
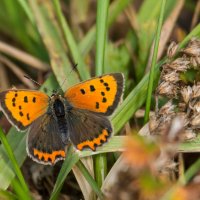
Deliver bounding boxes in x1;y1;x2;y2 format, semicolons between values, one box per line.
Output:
49;94;70;143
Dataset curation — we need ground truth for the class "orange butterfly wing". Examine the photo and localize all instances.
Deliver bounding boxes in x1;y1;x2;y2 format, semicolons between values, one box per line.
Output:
0;90;49;130
65;73;124;115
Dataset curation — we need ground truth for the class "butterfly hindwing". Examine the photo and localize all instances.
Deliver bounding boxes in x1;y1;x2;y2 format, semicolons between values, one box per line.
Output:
0;90;49;130
67;108;112;151
65;73;124;116
27;114;68;165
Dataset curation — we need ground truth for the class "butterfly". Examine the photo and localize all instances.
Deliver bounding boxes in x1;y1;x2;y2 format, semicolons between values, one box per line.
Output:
0;73;124;165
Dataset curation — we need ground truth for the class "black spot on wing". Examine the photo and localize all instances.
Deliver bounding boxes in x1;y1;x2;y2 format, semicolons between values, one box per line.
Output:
106;87;110;91
19;111;24;117
96;102;99;109
80;89;86;94
32;97;36;103
24;96;28;103
90;85;95;92
101;92;105;96
102;97;107;103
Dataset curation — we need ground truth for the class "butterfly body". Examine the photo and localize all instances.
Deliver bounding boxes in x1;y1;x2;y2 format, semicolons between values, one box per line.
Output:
0;73;124;165
48;94;71;141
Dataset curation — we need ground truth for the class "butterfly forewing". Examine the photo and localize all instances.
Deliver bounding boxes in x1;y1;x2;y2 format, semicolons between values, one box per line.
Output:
0;90;49;130
65;73;124;116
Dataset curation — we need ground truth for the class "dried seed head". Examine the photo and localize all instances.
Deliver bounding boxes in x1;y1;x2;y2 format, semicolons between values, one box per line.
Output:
149;114;159;132
167;116;185;142
162;71;180;83
182;38;200;57
169;57;190;72
190;56;200;69
183;129;196;141
155;116;174;137
157;82;178;97
181;86;192;103
190;113;200;128
176;112;189;127
191;101;200;112
192;84;200;98
178;102;187;112
167;41;178;59
159;100;175;116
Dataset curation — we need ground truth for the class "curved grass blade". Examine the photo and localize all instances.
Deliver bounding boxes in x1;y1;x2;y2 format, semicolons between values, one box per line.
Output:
76;161;104;199
72;157;95;200
94;0;110;189
0;189;17;200
50;147;79;200
95;0;109;76
53;0;90;81
144;0;167;123
29;0;79;90
112;24;200;134
79;0;133;56
0;128;31;199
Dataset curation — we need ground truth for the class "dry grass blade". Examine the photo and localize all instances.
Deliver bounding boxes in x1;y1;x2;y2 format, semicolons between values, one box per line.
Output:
0;64;9;89
0;41;49;71
146;0;185;71
191;0;200;30
72;157;95;200
0;54;35;88
124;5;139;33
98;156;128;200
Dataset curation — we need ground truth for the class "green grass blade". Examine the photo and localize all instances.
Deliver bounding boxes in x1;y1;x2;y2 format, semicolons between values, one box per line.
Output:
79;0;133;56
95;0;110;188
76;161;104;199
95;0;109;75
11;178;30;200
111;63;161;133
178;24;200;49
183;158;200;184
29;0;79;89
0;128;31;199
0;188;17;200
95;154;107;188
144;0;166;123
50;135;125;200
16;0;34;24
53;0;90;80
112;23;200;133
50;147;79;200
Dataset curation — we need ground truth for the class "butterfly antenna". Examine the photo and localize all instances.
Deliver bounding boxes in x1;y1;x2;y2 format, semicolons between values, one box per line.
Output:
57;63;78;93
24;75;42;87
